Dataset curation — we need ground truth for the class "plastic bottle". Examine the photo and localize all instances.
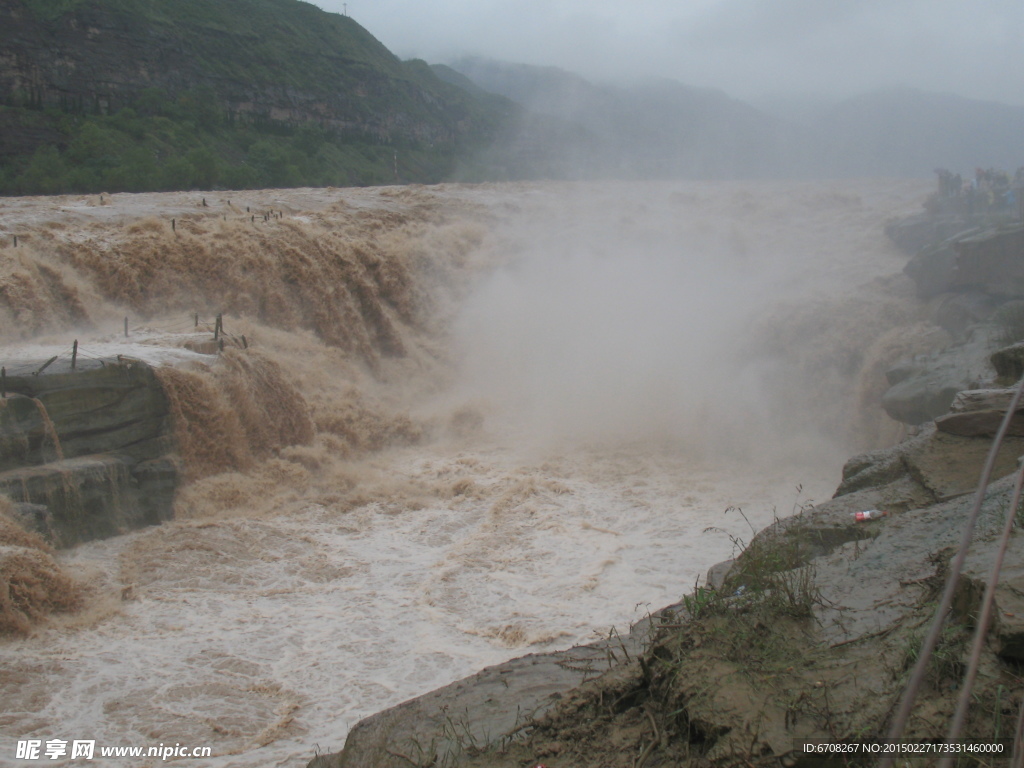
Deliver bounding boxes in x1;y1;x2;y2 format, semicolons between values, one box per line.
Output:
852;509;888;522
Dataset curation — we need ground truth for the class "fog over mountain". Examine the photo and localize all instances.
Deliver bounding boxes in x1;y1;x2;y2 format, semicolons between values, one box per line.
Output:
441;56;1024;179
314;0;1024;108
2;0;1019;190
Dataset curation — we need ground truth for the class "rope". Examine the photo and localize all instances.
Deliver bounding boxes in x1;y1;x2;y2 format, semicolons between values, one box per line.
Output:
1;313;233;371
1;361;44;375
73;349;104;360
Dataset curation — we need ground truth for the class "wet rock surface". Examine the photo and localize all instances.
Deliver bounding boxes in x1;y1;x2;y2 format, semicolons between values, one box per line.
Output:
903;224;1024;300
991;341;1024;381
310;634;653;768
0;358;177;546
880;328;999;425
958;535;1024;663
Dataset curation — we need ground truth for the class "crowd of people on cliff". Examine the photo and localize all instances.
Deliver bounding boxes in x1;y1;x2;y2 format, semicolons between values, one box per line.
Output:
933;166;1024;217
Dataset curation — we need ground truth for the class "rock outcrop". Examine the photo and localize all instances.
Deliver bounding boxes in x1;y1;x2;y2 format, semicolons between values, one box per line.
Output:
0;357;177;547
934;387;1024;437
310;631;655;768
957;535;1024;663
880;327;998;425
882;206;1024;428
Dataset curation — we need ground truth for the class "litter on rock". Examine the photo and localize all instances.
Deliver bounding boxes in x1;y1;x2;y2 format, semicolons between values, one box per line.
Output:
852;509;889;522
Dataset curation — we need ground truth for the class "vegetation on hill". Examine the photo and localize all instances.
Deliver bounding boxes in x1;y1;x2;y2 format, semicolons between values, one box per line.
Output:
0;0;518;193
0;92;468;193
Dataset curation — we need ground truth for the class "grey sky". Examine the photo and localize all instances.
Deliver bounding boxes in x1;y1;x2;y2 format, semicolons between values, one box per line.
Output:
311;0;1024;106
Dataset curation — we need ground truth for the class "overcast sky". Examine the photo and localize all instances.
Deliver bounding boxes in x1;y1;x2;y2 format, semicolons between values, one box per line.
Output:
312;0;1024;106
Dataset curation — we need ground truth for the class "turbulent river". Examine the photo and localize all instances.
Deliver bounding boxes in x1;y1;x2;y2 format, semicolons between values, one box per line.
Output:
0;178;931;767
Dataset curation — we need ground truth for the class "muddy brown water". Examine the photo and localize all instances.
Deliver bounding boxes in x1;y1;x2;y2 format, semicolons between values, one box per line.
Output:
0;179;932;767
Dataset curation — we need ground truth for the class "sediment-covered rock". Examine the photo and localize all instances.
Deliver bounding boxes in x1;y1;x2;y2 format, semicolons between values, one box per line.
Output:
928;290;1001;339
933;387;1024;436
884;213;972;257
903;235;966;300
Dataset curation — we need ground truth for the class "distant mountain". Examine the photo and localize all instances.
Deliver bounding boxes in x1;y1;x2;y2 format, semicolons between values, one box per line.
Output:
448;57;783;179
450;58;1024;180
0;0;518;192
797;88;1024;177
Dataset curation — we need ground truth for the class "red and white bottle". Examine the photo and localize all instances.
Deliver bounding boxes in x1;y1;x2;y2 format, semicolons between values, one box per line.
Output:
852;509;888;522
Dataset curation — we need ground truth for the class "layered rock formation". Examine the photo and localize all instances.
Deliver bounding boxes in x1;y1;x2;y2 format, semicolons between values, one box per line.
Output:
0;0;490;145
0;356;177;546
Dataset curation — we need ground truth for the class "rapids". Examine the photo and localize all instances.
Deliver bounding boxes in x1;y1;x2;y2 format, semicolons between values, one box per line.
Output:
0;179;932;767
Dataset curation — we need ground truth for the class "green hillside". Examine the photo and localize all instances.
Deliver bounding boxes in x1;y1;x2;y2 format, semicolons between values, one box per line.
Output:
0;0;518;193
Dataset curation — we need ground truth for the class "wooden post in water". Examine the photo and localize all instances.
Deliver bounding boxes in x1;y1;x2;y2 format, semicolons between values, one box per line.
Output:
1;366;6;397
124;317;129;338
172;218;176;232
35;356;58;376
194;313;199;328
12;235;17;247
214;313;222;340
71;340;78;371
241;335;248;349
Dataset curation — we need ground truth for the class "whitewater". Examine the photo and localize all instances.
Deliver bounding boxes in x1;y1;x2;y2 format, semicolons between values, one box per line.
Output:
0;178;932;767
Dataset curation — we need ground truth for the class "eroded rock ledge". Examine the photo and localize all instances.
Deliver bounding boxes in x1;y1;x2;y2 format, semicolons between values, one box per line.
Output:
0;357;177;547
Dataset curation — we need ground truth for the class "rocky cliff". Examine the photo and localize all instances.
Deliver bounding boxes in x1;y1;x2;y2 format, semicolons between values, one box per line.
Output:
0;0;497;144
0;0;519;191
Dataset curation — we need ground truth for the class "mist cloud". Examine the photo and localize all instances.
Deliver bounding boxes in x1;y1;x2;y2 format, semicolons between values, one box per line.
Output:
314;0;1024;106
